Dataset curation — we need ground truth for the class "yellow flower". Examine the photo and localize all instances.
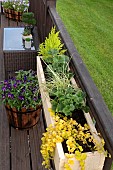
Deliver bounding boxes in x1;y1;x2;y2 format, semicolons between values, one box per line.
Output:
64;163;71;170
68;159;74;165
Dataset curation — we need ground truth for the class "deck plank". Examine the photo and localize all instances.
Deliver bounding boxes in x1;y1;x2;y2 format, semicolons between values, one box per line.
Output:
29;112;48;170
11;128;31;170
0;14;10;170
0;105;10;170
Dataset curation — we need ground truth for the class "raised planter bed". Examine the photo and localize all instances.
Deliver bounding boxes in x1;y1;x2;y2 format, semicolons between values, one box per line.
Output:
36;56;105;170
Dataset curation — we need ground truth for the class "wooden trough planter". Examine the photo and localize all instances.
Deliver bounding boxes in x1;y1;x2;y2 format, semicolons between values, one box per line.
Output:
36;56;105;170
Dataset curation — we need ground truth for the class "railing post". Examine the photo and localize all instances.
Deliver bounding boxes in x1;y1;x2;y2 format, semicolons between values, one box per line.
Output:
29;0;56;43
45;0;56;38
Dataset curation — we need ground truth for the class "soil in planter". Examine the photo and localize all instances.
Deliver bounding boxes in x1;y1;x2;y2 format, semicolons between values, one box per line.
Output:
62;138;95;154
58;110;87;126
60;110;95;153
71;110;87;126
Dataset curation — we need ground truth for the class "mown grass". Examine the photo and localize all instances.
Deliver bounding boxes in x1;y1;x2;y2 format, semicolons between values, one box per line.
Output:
56;0;113;116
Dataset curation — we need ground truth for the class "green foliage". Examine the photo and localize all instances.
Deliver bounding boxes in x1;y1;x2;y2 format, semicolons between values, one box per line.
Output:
2;0;13;9
38;27;66;62
2;0;29;12
22;12;36;25
46;54;72;78
45;69;88;116
22;28;31;36
25;37;31;41
50;84;87;116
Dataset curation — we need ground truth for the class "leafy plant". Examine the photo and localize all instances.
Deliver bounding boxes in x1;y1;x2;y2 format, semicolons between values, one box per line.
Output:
45;63;88;116
25;37;31;42
0;70;41;111
46;54;71;76
51;86;87;116
38;27;66;63
41;109;106;170
2;0;29;12
22;12;36;25
45;67;88;116
22;28;31;36
2;0;13;10
12;0;29;12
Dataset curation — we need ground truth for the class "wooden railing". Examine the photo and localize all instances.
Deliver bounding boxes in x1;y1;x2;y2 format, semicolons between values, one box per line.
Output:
29;0;55;42
29;0;113;169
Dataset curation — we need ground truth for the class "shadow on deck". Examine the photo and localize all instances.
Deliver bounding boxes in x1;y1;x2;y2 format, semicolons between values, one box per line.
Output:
0;14;48;170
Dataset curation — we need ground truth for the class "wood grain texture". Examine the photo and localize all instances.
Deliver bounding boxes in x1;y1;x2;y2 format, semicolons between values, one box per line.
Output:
0;14;48;170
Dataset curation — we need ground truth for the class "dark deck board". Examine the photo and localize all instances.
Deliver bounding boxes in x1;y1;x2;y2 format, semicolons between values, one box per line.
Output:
11;128;31;170
0;105;10;170
0;14;48;170
29;112;48;170
0;14;10;170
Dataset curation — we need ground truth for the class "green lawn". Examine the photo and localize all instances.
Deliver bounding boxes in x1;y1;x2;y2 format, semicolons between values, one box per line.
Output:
56;0;113;116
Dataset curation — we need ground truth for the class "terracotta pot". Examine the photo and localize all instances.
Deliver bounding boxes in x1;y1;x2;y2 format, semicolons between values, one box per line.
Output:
5;105;42;130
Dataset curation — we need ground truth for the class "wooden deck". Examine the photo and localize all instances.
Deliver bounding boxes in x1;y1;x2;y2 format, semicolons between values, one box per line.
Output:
0;14;49;170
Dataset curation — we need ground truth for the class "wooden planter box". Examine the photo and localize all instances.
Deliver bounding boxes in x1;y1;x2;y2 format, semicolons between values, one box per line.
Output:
36;56;105;170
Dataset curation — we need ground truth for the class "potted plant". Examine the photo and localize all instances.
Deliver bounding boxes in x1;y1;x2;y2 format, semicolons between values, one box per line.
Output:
36;56;107;170
22;28;32;40
0;69;42;129
22;12;36;33
2;0;13;18
2;0;29;21
38;26;66;63
36;27;108;170
12;0;29;21
25;37;31;49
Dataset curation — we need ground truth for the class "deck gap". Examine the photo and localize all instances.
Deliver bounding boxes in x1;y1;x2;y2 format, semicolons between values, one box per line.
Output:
27;130;33;170
9;126;12;170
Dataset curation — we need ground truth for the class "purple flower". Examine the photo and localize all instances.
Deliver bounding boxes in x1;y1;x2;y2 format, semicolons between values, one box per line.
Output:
16;80;21;84
33;97;37;101
24;75;27;81
7;84;11;89
13;83;17;88
8;93;14;99
11;77;16;81
18;96;24;100
2;95;6;99
4;80;8;85
2;86;6;91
